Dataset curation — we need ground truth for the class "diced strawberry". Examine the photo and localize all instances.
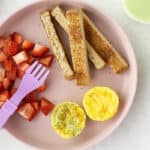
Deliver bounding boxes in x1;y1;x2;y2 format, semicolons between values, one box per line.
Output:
11;32;23;45
0;82;4;91
2;58;13;71
32;44;49;57
37;84;46;93
3;39;19;56
39;54;53;67
6;65;17;80
40;97;54;116
28;55;35;64
6;36;12;41
17;70;25;79
0;51;7;63
17;103;37;121
0;90;9;102
0;101;5;109
18;62;30;72
24;91;37;103
0;37;5;49
0;68;5;82
31;101;40;111
13;51;28;64
10;88;17;96
17;62;29;79
3;78;12;90
22;40;34;50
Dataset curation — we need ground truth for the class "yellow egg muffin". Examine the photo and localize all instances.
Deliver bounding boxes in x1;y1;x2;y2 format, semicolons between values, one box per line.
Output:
83;87;119;121
51;101;86;139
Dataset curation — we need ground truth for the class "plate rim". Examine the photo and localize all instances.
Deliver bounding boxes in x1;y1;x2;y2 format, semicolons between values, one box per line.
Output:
0;0;138;150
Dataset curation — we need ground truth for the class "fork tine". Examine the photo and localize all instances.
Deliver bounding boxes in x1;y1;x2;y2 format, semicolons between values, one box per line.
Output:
36;67;47;79
26;61;38;73
31;64;42;76
39;70;50;82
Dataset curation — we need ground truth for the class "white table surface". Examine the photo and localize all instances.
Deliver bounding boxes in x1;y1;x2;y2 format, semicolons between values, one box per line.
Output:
0;0;150;150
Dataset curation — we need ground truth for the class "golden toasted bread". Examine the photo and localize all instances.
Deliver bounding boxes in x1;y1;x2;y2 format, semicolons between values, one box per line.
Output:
86;41;105;69
52;6;105;70
40;11;74;80
66;10;90;85
51;6;68;33
82;10;128;73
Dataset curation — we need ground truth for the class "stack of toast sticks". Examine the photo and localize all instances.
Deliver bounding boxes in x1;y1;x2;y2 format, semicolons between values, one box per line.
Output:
40;6;128;85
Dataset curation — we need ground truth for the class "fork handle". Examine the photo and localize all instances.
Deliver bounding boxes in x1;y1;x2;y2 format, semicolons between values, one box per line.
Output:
0;101;17;128
0;90;26;128
9;89;26;106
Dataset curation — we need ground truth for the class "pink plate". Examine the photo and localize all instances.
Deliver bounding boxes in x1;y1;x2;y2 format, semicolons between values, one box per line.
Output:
0;0;137;150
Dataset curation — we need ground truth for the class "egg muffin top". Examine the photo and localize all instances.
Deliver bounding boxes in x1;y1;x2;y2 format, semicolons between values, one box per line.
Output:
51;101;86;139
83;87;119;121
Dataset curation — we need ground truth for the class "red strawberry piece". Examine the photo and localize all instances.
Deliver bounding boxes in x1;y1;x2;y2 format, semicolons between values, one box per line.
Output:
40;97;54;116
22;40;34;50
13;51;28;64
10;88;17;96
6;36;13;41
0;68;5;82
17;70;25;79
17;62;29;79
31;101;40;111
17;103;37;121
2;58;13;71
32;44;49;57
0;101;5;109
0;51;7;63
11;32;23;45
3;39;19;56
6;65;17;80
37;84;46;93
24;91;37;103
18;62;30;72
3;78;12;90
17;69;26;79
0;90;9;102
0;38;3;49
39;54;53;67
0;82;4;91
0;37;5;49
28;55;35;64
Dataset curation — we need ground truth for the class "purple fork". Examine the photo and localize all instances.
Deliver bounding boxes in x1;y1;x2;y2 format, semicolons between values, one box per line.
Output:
0;61;50;128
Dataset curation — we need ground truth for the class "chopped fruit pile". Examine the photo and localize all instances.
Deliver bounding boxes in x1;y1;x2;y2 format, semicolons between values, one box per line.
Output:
0;32;55;121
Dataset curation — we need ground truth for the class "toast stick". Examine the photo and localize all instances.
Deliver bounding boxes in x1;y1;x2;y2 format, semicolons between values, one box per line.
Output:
66;10;90;85
40;11;74;80
82;10;128;73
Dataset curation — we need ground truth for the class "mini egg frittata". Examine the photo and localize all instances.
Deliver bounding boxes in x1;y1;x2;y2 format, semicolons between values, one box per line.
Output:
51;102;86;139
83;87;119;121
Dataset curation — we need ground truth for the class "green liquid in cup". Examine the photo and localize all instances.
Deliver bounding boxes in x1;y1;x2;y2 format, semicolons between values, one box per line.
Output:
124;0;150;23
